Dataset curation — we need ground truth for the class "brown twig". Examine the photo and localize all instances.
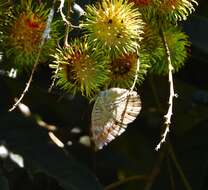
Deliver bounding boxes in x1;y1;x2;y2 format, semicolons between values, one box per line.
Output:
58;0;80;31
8;3;56;112
167;153;176;190
48;61;61;93
143;151;165;190
168;142;192;190
104;175;148;190
155;29;177;151
8;50;42;112
130;55;140;93
49;0;74;92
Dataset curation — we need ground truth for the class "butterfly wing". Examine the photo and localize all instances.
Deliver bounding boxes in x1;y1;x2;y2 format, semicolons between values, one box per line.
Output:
91;88;141;150
113;90;141;125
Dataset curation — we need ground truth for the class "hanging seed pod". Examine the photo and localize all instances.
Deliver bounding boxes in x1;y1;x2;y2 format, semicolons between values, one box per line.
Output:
81;0;144;56
108;53;138;88
91;87;142;150
0;0;58;71
142;26;190;75
159;0;198;21
50;39;110;98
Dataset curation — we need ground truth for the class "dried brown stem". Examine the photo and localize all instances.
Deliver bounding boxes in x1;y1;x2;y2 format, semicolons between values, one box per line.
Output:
48;62;60;93
144;152;165;190
155;29;177;151
104;175;148;190
58;0;80;32
168;142;192;190
49;0;73;92
130;56;140;93
9;3;55;112
8;50;42;112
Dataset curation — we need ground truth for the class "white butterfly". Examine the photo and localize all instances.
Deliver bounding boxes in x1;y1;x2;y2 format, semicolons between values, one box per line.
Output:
91;88;142;150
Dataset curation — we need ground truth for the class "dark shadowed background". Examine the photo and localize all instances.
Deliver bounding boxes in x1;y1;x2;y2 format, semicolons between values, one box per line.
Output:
0;0;208;190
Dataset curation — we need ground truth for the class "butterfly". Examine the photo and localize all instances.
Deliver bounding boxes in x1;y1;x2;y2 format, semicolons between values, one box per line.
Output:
91;88;142;150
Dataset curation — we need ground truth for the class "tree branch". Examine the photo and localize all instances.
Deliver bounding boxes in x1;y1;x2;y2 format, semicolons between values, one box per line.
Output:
155;29;177;151
8;50;42;112
144;151;165;190
8;3;55;112
168;142;192;190
104;175;147;190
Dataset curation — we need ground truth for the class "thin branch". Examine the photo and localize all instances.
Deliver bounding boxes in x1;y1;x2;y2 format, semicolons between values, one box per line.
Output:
104;175;147;190
8;51;42;112
49;0;72;92
116;55;141;136
8;3;56;112
58;0;69;47
155;30;177;151
58;0;80;32
48;11;71;92
48;61;61;93
58;0;70;25
64;20;71;47
144;151;165;190
39;4;55;47
168;142;192;190
130;55;140;93
167;153;176;190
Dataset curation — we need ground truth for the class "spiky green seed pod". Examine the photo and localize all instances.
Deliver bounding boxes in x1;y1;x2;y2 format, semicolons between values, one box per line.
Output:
158;0;198;21
107;53;149;88
140;25;190;75
0;0;12;43
0;0;58;71
50;39;110;98
108;53;138;88
81;0;144;56
132;0;198;29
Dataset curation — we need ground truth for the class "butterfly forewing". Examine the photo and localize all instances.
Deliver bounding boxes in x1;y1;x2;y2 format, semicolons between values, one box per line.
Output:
91;88;142;150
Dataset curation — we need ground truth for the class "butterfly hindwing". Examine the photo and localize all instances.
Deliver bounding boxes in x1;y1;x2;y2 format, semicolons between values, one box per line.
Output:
91;88;142;150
